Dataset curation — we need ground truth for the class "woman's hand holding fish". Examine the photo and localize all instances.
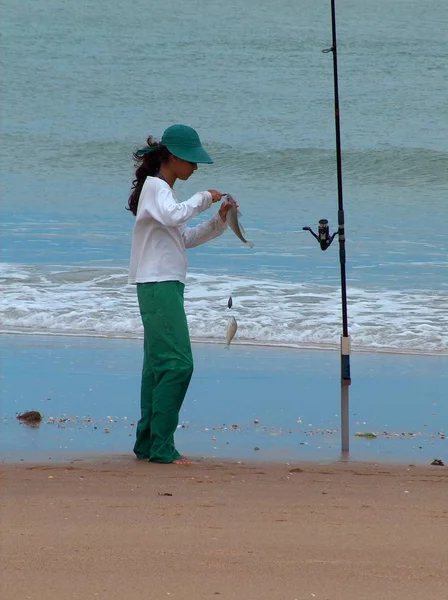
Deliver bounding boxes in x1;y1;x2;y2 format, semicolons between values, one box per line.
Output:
208;189;224;203
218;197;239;222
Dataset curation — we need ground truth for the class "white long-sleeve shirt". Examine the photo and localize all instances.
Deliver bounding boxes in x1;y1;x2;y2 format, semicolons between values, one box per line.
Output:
128;177;227;284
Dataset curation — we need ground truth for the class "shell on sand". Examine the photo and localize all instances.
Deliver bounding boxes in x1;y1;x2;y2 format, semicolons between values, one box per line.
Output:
17;411;43;426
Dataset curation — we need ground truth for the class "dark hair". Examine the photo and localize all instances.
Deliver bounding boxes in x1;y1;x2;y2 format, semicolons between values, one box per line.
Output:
126;136;172;216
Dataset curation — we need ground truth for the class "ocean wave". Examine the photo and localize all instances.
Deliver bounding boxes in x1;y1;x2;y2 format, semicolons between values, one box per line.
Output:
209;145;448;188
1;264;447;355
2;133;447;190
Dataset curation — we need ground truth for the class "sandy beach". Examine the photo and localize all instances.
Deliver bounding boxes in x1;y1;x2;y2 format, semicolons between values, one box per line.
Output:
1;457;447;600
2;0;447;596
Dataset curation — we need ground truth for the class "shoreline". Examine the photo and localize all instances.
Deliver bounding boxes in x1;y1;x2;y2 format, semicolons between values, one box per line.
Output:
2;437;445;469
2;453;446;469
1;328;447;357
2;454;447;477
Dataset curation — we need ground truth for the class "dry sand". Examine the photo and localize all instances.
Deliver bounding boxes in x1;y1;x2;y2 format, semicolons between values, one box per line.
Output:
1;458;447;600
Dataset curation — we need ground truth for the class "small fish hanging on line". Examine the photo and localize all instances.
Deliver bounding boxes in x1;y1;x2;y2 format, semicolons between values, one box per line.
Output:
228;296;233;309
225;316;238;347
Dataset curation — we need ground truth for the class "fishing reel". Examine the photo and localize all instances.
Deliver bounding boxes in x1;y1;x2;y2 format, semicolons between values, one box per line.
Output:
303;219;337;251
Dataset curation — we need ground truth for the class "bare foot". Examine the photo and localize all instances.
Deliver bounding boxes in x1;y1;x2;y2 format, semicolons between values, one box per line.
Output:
172;457;191;465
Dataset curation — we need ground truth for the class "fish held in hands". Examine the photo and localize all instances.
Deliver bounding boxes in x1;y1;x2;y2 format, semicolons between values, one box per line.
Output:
224;194;254;248
226;316;238;346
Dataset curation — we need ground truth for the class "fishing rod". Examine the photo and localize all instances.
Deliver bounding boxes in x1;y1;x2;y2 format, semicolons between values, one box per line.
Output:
303;0;351;454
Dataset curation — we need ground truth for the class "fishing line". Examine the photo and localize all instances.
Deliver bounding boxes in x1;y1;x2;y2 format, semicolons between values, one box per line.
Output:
221;193;233;309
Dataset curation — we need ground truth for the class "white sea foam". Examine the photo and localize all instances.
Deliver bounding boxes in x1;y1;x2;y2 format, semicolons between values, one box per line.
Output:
1;263;447;355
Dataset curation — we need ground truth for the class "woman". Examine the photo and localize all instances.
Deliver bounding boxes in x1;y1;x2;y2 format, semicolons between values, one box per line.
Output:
127;124;234;464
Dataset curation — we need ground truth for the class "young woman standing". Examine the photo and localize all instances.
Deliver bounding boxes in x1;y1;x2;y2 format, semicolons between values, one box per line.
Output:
127;124;234;464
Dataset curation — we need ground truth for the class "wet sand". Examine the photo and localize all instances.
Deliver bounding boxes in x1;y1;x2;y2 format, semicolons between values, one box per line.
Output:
2;334;447;464
1;457;447;600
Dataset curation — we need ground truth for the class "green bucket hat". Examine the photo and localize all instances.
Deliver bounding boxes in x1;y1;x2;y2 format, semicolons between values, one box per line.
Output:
161;124;213;164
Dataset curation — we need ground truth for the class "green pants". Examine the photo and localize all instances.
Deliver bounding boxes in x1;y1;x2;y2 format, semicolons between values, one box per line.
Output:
134;281;193;463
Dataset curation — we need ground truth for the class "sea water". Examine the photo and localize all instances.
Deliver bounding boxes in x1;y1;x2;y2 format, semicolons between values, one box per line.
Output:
1;0;447;354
